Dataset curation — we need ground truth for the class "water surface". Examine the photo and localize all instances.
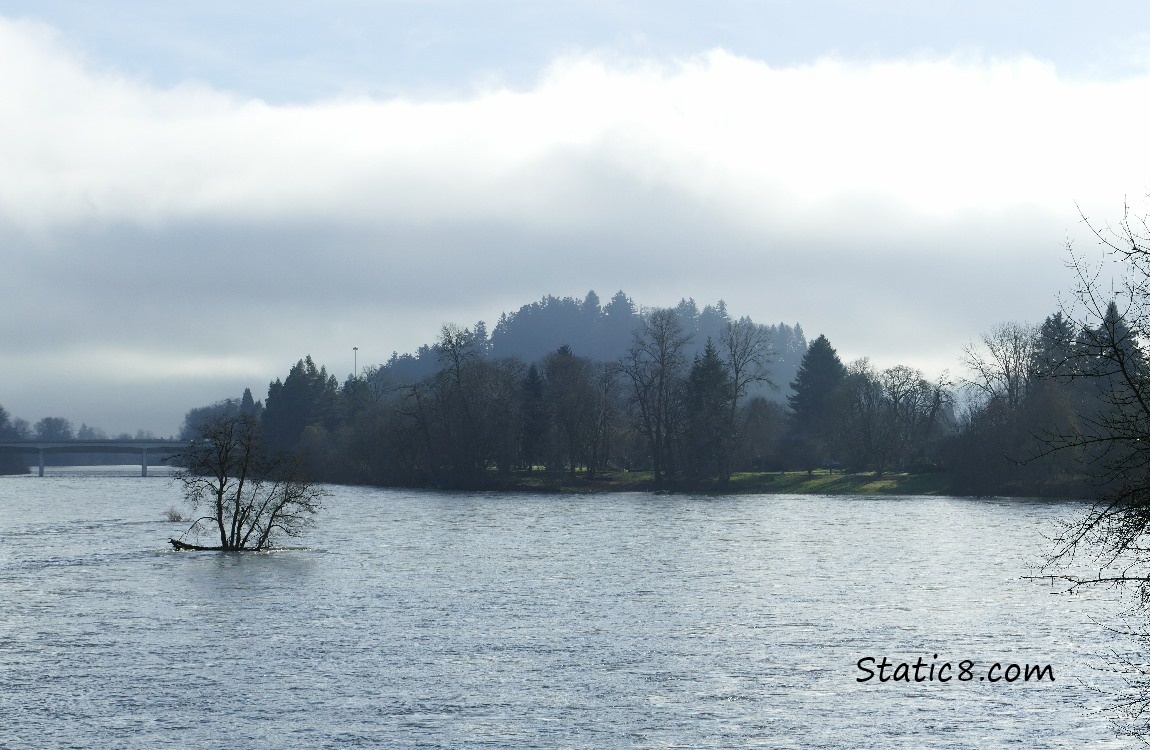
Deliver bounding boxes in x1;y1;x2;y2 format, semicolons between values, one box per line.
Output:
0;469;1140;747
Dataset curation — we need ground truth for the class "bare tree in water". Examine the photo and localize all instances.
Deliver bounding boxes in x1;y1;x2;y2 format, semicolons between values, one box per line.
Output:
172;413;324;550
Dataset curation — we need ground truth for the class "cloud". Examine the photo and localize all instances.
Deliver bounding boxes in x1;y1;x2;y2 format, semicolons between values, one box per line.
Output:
1;15;1146;433
4;18;1149;234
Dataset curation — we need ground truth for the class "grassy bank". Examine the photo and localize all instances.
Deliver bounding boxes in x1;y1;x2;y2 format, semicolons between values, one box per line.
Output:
496;468;954;496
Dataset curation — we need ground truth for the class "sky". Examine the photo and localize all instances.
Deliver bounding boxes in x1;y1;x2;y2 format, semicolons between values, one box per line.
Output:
4;1;1150;437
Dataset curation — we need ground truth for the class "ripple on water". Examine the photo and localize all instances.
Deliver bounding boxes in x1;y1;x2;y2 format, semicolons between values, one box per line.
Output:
0;480;1139;748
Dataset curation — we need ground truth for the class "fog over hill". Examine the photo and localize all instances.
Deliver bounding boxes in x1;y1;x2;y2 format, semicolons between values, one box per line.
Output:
0;290;807;442
376;291;807;401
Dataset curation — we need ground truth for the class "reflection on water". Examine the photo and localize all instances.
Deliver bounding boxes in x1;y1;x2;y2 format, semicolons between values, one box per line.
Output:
0;475;1139;748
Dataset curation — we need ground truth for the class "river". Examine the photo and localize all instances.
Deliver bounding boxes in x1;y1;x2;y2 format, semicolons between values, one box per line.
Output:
0;467;1142;747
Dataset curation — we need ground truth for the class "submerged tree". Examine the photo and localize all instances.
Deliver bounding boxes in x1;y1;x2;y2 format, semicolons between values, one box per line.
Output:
172;413;324;551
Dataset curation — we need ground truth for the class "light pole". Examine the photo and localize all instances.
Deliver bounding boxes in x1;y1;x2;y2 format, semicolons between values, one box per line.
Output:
353;347;358;379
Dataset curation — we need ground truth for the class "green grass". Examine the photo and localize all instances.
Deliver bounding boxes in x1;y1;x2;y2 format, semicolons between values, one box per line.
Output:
495;467;952;496
724;469;951;496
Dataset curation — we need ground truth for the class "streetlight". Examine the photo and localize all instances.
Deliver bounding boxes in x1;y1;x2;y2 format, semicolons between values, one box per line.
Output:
353;347;358;379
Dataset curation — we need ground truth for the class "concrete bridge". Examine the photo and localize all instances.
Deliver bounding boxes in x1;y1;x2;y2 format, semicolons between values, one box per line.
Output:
0;439;191;477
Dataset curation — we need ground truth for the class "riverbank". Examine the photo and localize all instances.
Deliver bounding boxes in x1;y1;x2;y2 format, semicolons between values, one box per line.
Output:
494;468;956;495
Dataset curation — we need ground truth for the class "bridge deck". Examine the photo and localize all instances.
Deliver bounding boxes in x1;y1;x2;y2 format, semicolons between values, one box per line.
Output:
0;440;191;476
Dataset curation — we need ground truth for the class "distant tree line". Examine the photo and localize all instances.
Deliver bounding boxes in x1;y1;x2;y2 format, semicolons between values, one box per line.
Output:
173;292;841;489
169;289;1070;494
5;287;1127;495
945;305;1142;497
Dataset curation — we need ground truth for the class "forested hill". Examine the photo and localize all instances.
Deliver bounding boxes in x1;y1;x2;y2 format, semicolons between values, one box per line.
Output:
380;290;807;399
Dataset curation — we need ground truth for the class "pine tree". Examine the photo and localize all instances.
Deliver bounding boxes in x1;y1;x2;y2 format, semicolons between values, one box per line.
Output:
786;334;847;472
263;356;339;454
683;339;732;482
519;363;548;470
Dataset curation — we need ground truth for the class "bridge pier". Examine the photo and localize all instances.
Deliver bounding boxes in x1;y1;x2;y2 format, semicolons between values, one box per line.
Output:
0;439;191;476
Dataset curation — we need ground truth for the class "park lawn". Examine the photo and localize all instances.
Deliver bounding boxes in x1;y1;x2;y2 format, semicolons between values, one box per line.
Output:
723;469;951;495
499;467;952;496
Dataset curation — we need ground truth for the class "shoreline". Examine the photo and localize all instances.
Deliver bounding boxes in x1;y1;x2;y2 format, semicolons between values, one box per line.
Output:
489;469;951;496
410;468;1082;498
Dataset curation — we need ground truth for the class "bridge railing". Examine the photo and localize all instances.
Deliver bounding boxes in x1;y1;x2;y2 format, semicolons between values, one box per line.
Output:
0;440;192;477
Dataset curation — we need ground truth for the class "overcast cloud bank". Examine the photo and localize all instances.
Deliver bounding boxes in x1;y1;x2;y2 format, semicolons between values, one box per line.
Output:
2;15;1147;435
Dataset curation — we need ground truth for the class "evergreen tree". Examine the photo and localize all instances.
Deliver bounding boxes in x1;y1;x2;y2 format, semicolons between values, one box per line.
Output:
519;363;548;470
544;345;595;477
1033;312;1075;380
786;334;847;472
683;339;733;482
582;290;601;316
240;387;262;417
263;356;340;454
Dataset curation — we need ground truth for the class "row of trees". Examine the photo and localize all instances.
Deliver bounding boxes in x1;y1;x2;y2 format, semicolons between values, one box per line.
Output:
0;410;155;443
784;335;954;477
379;291;808;397
935;302;1150;497
9;291;1130;496
179;296;975;489
182;302;799;488
188;297;1150;498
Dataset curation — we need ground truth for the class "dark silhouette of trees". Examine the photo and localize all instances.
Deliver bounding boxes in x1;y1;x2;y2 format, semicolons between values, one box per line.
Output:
180;395;256;440
0;405;30;474
518;363;549;471
0;405;30;441
160;291;1030;491
621;308;693;483
718;317;775;483
490;292;641;365
682;340;733;482
601;291;643;360
834;359;887;473
585;362;622;480
961;322;1037;411
543;346;596;478
1006;207;1150;740
165;297;928;489
34;417;74;441
76;424;108;440
263;356;339;456
786;335;847;473
393;323;524;487
1033;312;1077;380
878;365;951;474
731;396;788;472
946;318;1085;495
239;387;261;417
173;413;324;551
1040;212;1150;580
